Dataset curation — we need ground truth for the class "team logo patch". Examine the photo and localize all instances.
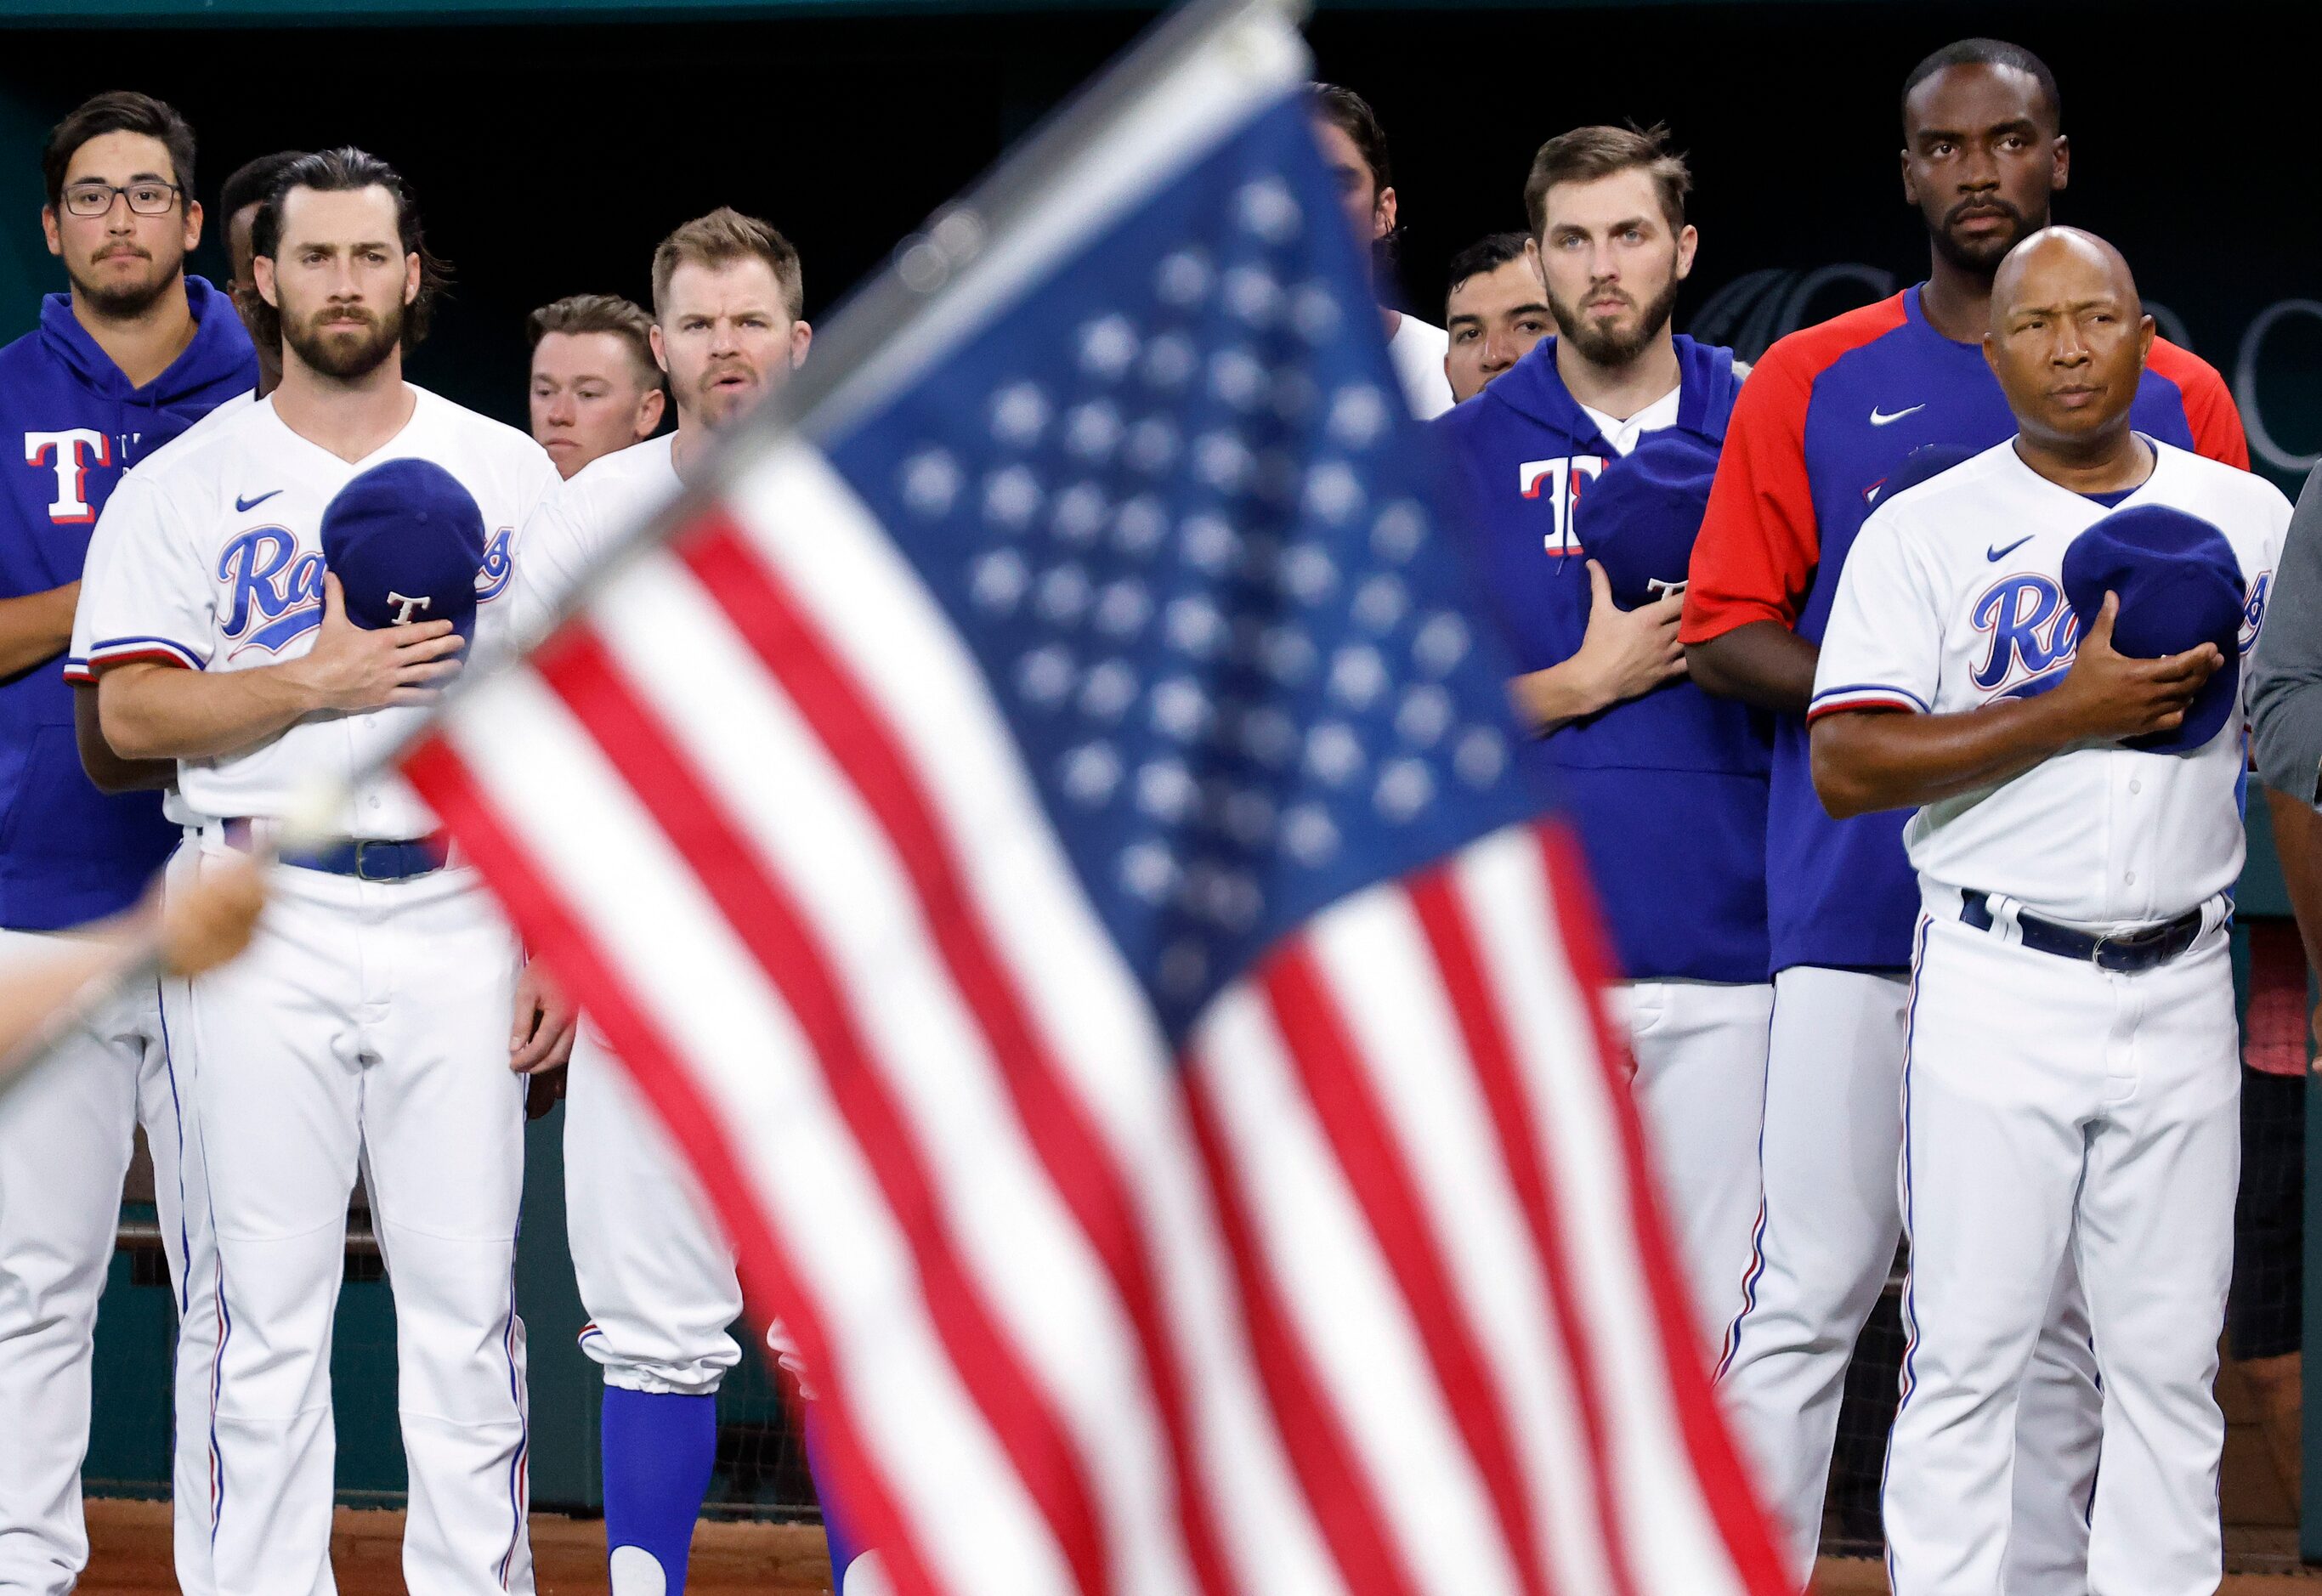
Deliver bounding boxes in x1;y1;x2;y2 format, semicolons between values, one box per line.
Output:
1971;573;2081;694
218;526;324;656
2242;570;2273;653
1516;454;1606;557
475;526;515;602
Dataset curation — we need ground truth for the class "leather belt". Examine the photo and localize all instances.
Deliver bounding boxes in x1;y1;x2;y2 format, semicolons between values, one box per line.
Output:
221;818;447;882
1959;889;2209;974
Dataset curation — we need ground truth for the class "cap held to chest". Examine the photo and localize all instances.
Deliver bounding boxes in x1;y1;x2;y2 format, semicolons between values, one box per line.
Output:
2059;502;2244;756
1570;428;1719;608
319;458;488;642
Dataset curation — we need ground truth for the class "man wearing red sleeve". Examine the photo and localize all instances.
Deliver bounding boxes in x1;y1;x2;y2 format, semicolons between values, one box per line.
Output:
1680;37;2246;1590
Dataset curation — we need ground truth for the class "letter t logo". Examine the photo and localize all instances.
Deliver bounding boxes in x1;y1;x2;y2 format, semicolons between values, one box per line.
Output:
25;429;110;524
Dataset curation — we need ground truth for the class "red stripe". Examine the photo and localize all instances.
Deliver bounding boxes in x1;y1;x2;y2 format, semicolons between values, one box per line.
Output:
530;629;1112;1596
401;732;948;1596
677;515;1236;1596
1180;1063;1424;1596
1260;942;1557;1596
1407;863;1641;1596
1532;823;1792;1595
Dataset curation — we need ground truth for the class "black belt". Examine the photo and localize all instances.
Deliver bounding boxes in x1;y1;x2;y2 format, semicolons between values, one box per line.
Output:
221;819;446;882
1959;890;2209;973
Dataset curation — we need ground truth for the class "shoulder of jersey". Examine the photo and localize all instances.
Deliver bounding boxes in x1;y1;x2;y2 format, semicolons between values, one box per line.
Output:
1863;439;2020;533
415;386;554;462
2156;436;2293;514
1747;293;1911;386
2146;335;2229;394
124;391;273;493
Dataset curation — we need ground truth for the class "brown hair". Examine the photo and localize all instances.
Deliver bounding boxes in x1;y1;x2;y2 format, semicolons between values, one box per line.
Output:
248;145;449;352
650;208;803;323
1523;123;1691;241
527;293;661;389
43;91;197;212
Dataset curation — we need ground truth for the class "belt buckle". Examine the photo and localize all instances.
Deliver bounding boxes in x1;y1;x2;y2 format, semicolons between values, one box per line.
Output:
352;840;392;882
2089;932;2132;973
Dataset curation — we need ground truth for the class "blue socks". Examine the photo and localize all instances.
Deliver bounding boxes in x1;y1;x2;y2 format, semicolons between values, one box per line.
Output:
801;1403;864;1590
603;1386;718;1594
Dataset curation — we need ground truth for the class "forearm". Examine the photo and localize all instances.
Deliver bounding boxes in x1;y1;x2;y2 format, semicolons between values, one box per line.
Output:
1687;620;1817;716
1811;696;2085;819
2263;784;2322;980
72;684;175;794
0;583;79;680
99;662;317;762
1509;658;1614;733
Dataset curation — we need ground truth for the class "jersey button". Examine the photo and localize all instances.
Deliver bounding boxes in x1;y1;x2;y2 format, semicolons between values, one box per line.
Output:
2126;871;2138;885
2129;778;2143;795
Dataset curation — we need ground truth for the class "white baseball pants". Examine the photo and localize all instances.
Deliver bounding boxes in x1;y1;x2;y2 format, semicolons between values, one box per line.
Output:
169;851;531;1596
1717;962;2100;1591
0;931;216;1596
1884;908;2238;1596
564;1028;742;1396
1613;978;1773;1352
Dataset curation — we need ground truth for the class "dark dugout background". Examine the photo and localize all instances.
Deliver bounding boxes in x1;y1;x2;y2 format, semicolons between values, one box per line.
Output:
0;0;2314;1525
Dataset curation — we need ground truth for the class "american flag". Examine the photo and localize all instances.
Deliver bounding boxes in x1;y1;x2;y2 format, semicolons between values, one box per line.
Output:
399;3;1787;1591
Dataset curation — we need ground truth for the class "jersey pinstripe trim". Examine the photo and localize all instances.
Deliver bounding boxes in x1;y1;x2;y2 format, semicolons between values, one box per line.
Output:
1805;684;1930;722
86;635;208;672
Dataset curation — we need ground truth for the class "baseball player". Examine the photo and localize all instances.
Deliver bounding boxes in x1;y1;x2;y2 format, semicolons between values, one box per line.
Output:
1681;39;2248;1584
1812;225;2288;1596
1432;124;1771;1347
526;293;666;480
0;90;255;1596
508;209;864;1596
1441;231;1550;404
1309;83;1454;420
76;146;558;1596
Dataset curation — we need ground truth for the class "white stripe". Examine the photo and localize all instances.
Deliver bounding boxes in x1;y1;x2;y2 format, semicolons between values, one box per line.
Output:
1452;828;1745;1593
1303;884;1617;1593
1190;973;1515;1593
589;551;1199;1596
440;665;1078;1596
726;440;1337;1594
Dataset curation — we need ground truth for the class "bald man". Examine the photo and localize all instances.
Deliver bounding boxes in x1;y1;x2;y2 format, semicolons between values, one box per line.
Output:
1809;226;2291;1596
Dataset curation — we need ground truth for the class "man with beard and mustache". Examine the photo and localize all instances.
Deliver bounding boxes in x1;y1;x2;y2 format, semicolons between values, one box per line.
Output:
1430;124;1774;1350
77;145;561;1596
0;89;252;1596
505;208;866;1596
1680;39;2247;1591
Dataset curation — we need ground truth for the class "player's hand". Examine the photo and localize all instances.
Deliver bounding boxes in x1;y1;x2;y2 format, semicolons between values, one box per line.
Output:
510;959;577;1075
156;856;265;977
2051;591;2223;743
283;573;466;714
1568;559;1687;710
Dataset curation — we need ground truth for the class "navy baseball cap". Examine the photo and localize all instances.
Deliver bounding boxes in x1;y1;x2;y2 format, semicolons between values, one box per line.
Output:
2059;502;2245;755
1871;443;1976;510
1572;429;1721;608
319;458;487;642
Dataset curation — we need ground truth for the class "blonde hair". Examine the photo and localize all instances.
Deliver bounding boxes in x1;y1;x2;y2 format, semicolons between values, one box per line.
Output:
650;207;803;323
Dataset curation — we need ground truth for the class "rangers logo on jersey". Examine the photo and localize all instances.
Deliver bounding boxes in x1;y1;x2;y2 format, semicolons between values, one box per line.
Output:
219;525;325;658
1518;453;1605;557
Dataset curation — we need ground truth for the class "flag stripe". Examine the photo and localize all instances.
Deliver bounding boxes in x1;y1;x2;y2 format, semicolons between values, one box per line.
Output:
1406;860;1643;1596
401;731;950;1596
1179;1065;1425;1596
531;626;1112;1596
677;514;1236;1596
1531;827;1791;1596
1260;944;1556;1596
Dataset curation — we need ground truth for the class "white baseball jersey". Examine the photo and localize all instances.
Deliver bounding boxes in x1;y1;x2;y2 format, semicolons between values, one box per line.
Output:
1810;438;2290;925
1386;312;1453;419
76;387;556;839
508;432;678;640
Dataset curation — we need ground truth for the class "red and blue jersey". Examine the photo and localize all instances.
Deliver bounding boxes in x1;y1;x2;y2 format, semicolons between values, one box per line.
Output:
1681;284;2248;972
1434;335;1774;984
0;276;256;929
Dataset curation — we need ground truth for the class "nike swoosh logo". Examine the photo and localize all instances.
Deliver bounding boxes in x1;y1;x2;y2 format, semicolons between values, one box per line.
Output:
235;490;281;512
1870;404;1927;427
1987;535;2034;562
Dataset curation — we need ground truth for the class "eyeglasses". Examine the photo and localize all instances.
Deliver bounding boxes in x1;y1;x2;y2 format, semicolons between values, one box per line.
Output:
59;181;181;218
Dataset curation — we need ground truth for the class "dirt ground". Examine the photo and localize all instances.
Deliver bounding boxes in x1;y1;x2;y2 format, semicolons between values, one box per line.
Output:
79;1498;834;1594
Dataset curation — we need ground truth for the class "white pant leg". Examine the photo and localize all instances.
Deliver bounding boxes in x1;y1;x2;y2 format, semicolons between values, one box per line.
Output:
177;870;365;1596
2076;935;2238;1596
1620;980;1773;1353
1716;965;1910;1582
0;930;144;1596
354;871;532;1596
1721;959;2098;1591
1883;916;2089;1596
565;1030;742;1396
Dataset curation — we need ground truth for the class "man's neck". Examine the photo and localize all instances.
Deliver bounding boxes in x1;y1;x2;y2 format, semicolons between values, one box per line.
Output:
1554;328;1681;421
2013;425;2153;496
271;356;416;464
1917;250;1997;344
71;272;197;391
670;415;712;484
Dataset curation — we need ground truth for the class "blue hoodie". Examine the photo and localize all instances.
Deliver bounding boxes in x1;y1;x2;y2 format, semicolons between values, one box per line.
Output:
1432;336;1773;983
0;274;256;929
